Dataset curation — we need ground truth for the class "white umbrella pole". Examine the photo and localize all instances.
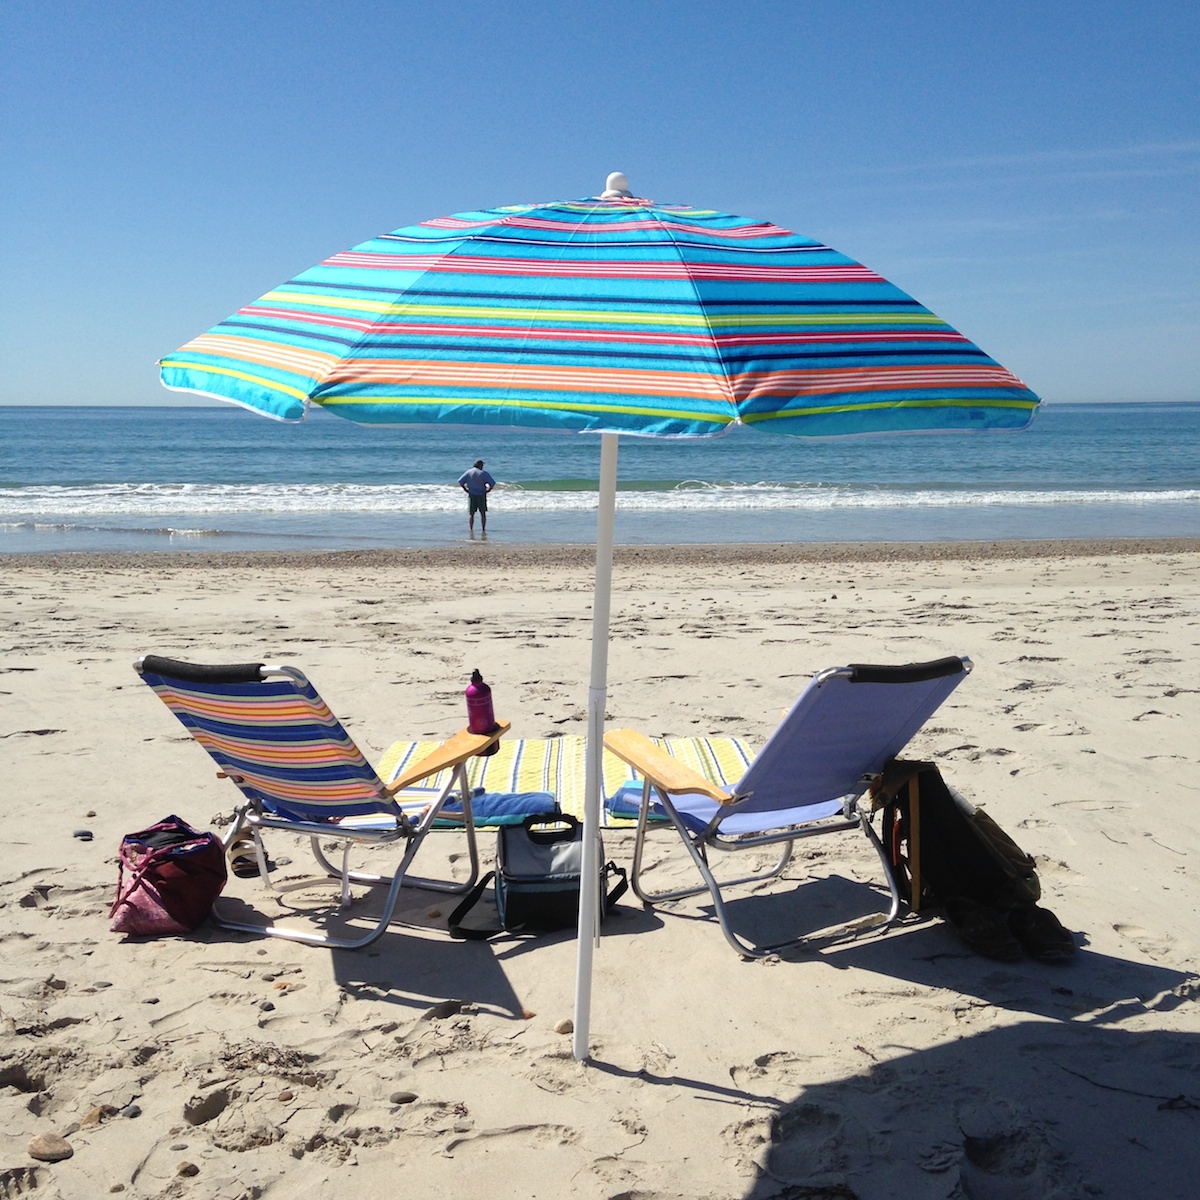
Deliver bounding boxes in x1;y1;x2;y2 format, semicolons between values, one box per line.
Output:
573;430;619;1062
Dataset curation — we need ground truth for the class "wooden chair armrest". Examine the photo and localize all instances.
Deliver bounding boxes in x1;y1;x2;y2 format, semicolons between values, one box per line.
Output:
604;728;734;803
384;719;511;794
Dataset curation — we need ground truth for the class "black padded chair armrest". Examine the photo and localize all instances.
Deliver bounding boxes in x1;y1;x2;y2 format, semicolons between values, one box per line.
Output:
138;655;266;684
846;656;967;685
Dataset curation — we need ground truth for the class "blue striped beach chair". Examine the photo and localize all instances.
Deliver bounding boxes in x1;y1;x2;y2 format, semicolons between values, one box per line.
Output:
605;657;972;957
135;655;510;949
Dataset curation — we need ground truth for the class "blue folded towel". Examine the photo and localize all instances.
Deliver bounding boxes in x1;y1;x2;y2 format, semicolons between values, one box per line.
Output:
605;781;668;821
436;789;558;827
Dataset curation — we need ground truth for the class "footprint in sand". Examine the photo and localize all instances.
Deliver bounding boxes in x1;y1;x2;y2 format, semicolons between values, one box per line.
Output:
442;1122;579;1156
16;884;59;910
728;1049;808;1090
956;1100;1085;1199
724;1100;867;1184
15;882;108;919
1112;922;1176;961
1032;858;1082;884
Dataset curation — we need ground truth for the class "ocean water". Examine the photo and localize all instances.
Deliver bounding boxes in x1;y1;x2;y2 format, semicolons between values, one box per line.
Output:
1;402;1198;553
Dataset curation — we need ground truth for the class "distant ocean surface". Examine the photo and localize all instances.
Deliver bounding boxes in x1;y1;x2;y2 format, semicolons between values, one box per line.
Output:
2;403;1198;553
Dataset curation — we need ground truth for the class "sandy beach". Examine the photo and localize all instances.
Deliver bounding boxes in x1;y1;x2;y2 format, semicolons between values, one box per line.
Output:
2;538;1199;1199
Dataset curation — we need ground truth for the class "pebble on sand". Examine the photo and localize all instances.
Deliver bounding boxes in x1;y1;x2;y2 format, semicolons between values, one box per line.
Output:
554;1018;574;1035
28;1132;74;1162
81;1104;118;1127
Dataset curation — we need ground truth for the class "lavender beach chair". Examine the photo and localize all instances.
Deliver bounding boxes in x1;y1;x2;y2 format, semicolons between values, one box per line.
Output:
135;655;509;949
604;656;971;957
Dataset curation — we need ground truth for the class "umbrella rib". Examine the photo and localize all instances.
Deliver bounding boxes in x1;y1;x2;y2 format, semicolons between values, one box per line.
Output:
453;196;642;431
488;199;609;412
311;206;559;403
645;211;741;418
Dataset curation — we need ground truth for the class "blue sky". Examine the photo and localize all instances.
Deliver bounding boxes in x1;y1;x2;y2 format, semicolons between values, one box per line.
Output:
2;0;1196;405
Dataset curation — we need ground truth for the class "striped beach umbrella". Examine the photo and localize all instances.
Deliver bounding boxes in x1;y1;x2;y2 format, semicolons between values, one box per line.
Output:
161;173;1040;1058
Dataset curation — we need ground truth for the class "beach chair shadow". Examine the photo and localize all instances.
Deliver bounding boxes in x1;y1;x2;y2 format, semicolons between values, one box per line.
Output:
663;857;1196;1025
322;882;667;1020
605;656;972;957
135;655;510;951
814;913;1197;1024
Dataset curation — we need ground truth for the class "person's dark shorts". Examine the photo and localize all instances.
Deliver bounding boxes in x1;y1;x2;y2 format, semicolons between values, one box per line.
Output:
468;493;488;515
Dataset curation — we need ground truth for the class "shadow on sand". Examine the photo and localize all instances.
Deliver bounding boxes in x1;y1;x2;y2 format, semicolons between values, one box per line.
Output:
611;873;1200;1199
732;1019;1200;1200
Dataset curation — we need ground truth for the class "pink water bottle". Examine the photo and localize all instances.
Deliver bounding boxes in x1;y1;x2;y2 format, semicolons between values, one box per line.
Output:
465;668;500;755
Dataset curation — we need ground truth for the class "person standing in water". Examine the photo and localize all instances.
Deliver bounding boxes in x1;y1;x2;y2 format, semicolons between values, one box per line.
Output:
457;459;496;534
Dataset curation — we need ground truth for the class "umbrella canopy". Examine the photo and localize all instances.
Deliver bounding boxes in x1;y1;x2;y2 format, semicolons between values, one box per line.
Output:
160;174;1039;1060
161;176;1038;436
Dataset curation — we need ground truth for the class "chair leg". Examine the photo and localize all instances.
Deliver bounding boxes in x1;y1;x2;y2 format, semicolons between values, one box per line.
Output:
338;843;352;907
631;780;708;904
308;763;481;897
859;807;902;928
209;834;428;950
630;783;792;908
219;808;250;853
209;765;482;948
656;796;770;958
631;787;903;958
400;772;481;896
626;785;772;957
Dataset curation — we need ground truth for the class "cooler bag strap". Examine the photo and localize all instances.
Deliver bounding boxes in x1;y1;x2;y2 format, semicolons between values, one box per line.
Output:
521;812;580;843
603;861;628;911
448;871;500;940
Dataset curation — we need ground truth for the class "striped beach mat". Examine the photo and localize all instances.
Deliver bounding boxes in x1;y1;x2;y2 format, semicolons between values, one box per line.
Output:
379;735;755;826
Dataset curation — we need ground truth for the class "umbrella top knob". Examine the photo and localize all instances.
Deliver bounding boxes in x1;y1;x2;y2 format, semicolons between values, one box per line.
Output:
602;172;632;197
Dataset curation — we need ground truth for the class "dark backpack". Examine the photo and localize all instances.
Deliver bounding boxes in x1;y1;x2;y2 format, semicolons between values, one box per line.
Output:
874;760;1040;913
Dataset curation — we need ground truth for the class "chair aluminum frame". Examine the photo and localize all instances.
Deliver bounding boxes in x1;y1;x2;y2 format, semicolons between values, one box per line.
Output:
137;658;506;950
608;657;971;958
628;776;899;958
220;752;482;951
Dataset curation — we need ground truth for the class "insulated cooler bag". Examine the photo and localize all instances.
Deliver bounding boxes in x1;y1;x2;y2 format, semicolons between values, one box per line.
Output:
449;813;627;937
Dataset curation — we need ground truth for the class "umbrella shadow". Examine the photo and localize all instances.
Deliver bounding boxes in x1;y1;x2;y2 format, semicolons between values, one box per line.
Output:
330;935;526;1019
732;1020;1200;1200
208;852;663;1019
814;916;1193;1027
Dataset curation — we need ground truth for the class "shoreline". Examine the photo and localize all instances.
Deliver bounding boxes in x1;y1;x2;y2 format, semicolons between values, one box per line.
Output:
5;534;1200;572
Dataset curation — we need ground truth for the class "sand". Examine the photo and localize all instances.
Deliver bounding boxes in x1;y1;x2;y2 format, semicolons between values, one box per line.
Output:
2;539;1199;1199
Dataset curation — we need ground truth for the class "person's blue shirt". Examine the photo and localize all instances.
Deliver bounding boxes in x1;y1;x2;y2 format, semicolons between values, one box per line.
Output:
458;467;495;495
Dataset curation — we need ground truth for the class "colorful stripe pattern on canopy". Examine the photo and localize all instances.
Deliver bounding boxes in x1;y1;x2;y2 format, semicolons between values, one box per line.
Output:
138;666;397;823
160;196;1040;436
